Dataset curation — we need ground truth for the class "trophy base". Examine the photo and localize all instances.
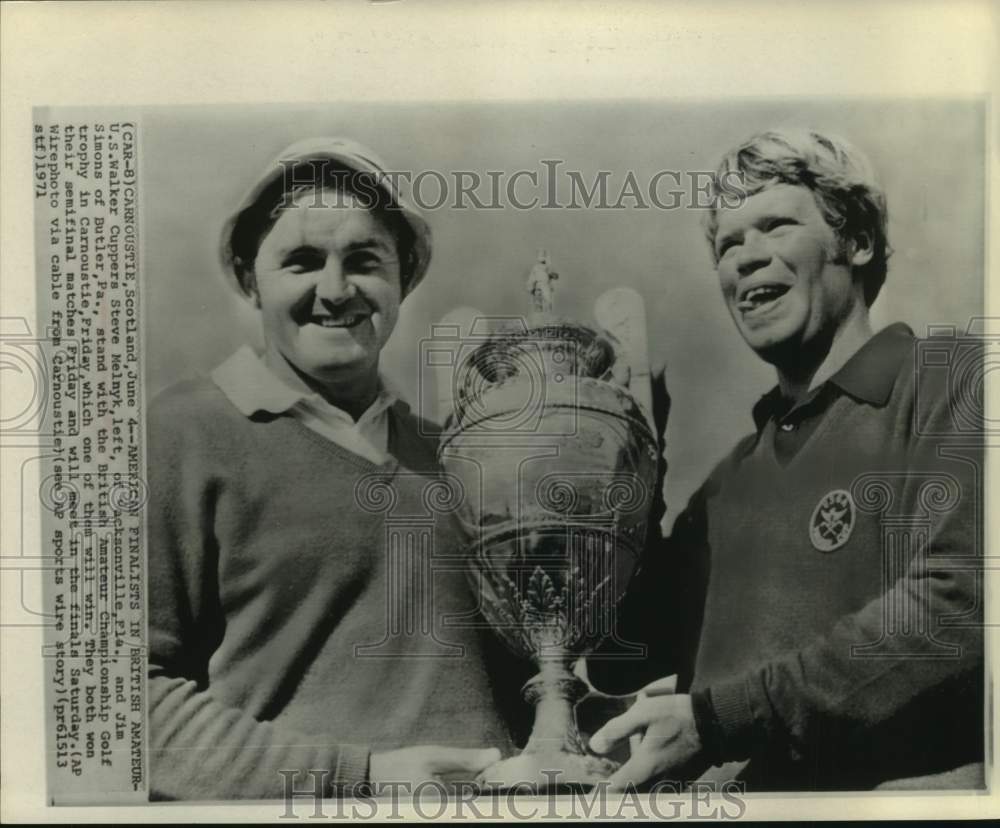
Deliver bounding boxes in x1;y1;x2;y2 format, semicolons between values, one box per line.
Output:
474;660;620;793
477;749;618;794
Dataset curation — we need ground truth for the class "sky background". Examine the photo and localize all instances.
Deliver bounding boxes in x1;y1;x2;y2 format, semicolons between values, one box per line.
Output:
140;99;985;526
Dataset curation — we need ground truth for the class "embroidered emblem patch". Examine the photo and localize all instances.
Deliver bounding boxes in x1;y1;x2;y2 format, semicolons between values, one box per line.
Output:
809;489;855;552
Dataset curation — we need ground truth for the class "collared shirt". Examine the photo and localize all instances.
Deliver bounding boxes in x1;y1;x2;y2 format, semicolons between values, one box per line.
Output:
750;323;915;465
210;345;400;465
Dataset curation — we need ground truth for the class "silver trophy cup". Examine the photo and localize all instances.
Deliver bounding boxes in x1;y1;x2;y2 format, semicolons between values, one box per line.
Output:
436;256;660;791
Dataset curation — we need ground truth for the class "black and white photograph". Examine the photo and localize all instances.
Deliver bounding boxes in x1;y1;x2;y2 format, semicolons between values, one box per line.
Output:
1;1;997;823
138;98;988;804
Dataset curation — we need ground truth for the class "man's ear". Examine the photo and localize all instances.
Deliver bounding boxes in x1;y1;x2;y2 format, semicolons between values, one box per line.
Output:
849;230;875;268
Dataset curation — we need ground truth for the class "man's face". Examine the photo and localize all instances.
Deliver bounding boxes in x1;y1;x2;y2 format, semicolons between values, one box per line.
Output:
251;190;402;391
713;183;860;364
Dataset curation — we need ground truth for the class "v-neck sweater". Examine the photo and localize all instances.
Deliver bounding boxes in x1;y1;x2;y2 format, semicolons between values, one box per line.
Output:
687;325;985;788
147;377;520;800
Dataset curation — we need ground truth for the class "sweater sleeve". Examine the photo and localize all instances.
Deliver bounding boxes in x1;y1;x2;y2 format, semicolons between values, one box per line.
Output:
147;387;370;800
696;368;984;769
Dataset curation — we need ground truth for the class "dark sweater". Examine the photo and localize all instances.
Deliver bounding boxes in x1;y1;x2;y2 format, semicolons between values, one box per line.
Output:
147;378;521;800
592;324;984;789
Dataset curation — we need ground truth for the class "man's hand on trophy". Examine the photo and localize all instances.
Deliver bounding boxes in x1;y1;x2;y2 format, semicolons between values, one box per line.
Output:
368;745;500;787
588;676;705;791
369;746;501;786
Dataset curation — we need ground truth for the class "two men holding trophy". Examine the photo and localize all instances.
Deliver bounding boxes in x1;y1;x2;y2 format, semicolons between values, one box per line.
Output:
148;128;983;798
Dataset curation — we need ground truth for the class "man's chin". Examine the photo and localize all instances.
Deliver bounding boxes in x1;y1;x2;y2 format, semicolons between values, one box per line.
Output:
311;359;376;382
741;327;798;366
744;327;835;379
296;352;379;389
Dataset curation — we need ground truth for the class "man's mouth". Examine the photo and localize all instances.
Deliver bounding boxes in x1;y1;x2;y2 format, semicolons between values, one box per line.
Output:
307;311;370;329
737;283;791;314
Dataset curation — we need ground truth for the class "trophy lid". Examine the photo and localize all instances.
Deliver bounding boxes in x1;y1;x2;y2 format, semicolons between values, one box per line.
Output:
435;250;655;436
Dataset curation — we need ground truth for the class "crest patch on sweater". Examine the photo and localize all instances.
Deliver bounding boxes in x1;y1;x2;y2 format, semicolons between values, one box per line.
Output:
809;489;855;552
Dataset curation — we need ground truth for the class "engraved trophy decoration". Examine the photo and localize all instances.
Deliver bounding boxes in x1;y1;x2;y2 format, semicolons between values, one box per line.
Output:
435;252;660;790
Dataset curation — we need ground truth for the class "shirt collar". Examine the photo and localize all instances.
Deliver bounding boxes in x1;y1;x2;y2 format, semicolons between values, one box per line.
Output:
211;345;403;420
751;322;915;430
827;322;915;404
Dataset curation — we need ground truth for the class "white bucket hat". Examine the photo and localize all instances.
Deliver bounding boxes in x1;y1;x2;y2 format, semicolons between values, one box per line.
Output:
220;137;432;298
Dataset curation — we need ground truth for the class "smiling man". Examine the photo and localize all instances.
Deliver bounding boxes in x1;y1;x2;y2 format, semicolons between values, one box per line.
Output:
146;139;518;800
247;171;405;421
589;129;984;791
715;180;878;399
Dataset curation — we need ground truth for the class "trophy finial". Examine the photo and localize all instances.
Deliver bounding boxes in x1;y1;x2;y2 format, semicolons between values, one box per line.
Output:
527;249;559;323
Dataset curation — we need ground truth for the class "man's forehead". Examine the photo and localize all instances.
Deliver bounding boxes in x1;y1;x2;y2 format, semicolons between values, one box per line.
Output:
716;183;817;230
268;194;395;246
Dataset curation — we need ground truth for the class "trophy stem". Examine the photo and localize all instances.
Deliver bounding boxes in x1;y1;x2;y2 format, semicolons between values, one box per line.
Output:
478;654;618;792
522;658;589;755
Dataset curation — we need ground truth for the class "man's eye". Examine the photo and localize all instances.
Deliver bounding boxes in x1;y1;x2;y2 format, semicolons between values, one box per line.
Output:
765;218;796;232
717;238;738;257
282;251;324;273
345;252;385;274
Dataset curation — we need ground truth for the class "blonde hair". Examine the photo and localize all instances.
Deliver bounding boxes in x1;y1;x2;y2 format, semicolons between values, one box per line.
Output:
704;129;891;306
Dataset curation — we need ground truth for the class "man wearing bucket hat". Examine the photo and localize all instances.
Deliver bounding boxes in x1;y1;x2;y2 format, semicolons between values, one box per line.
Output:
146;138;520;800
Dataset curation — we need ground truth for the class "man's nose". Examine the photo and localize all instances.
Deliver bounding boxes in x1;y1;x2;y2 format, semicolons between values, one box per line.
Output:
735;231;772;277
314;260;352;303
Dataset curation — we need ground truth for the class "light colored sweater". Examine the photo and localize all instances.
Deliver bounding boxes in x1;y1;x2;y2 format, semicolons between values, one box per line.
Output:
147;377;520;800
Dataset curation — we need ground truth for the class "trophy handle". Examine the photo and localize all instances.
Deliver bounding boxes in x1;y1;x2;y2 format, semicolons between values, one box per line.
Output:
594;287;655;436
431;306;484;424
